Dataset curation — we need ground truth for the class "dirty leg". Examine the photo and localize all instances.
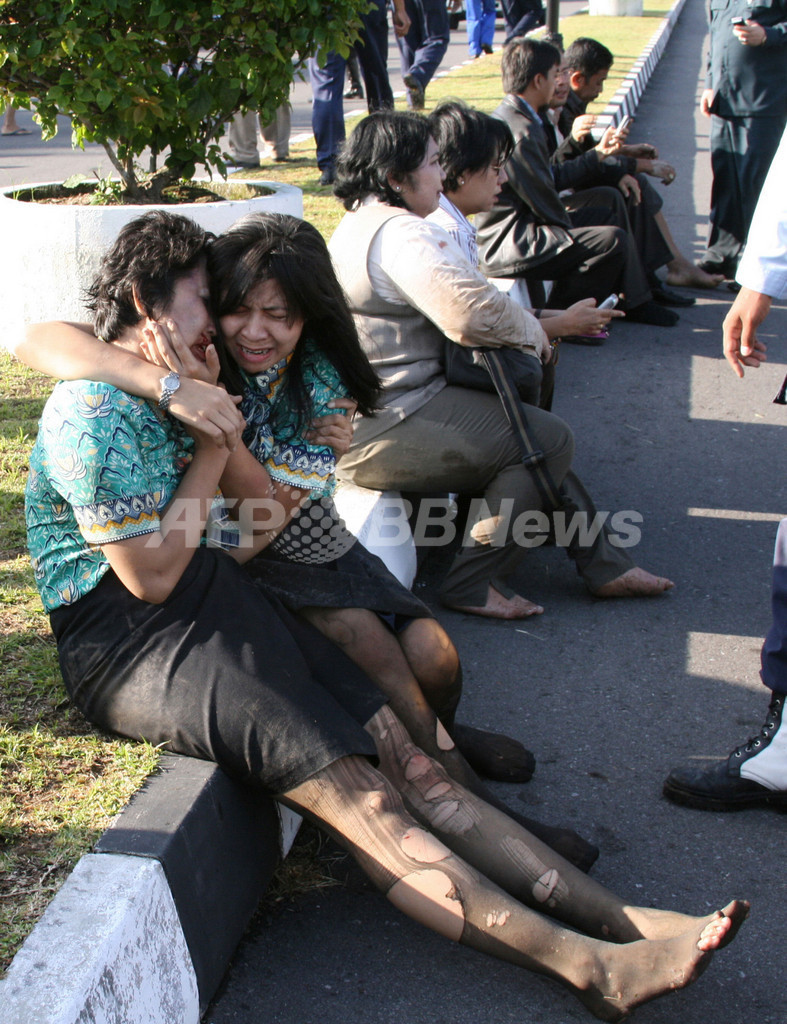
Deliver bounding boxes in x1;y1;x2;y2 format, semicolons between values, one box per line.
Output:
281;752;746;1022
367;706;749;945
301;608;595;868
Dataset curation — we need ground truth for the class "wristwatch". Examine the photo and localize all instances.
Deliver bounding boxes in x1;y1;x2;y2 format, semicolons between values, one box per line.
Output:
158;371;181;411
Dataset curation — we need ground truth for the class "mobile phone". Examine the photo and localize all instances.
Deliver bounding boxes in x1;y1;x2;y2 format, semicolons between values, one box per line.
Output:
731;15;745;24
616;115;633;134
598;294;620;310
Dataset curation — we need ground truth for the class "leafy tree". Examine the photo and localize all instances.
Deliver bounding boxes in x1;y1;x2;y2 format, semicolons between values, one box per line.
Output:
0;0;368;201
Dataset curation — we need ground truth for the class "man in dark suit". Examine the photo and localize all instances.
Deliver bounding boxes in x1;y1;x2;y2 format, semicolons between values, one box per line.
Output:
556;36;724;294
475;37;676;326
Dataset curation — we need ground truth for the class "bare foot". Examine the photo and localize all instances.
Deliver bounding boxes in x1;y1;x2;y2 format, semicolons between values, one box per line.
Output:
624;898;749;945
591;567;674;598
666;261;724;290
443;584;544;619
576;906;746;1021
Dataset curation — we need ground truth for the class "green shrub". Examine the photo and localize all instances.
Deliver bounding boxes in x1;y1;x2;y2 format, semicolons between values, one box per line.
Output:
0;0;369;201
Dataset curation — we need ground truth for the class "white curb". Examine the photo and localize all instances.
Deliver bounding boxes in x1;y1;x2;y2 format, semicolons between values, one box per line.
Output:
0;855;200;1024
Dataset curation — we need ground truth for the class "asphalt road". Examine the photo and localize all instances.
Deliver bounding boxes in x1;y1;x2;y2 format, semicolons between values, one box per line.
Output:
204;3;787;1023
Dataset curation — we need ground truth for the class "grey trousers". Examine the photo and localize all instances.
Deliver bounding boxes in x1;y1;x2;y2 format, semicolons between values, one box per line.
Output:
339;387;634;605
228;103;291;164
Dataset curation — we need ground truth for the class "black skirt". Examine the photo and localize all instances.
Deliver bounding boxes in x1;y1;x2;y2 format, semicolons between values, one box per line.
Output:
246;497;432;624
49;547;385;794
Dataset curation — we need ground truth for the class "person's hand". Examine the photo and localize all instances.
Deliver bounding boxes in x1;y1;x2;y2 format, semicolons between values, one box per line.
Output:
700;88;715;117
141;320;244;448
642;159;676;184
391;0;411;36
722;286;771;377
560;297;625;336
733;19;767;45
620;142;658;159
571;113;596;144
595;124;623;158
305;398;358;457
617;173;641;203
168;378;245;449
141;318;217;386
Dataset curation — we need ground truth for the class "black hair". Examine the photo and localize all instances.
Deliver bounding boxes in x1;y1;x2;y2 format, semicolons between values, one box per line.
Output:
208;213;381;425
86;211;210;342
428;100;514;193
563;37;614;78
501;36;561;96
333;110;433;211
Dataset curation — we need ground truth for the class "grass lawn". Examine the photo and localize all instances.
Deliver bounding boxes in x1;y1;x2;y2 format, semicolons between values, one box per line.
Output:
0;0;677;976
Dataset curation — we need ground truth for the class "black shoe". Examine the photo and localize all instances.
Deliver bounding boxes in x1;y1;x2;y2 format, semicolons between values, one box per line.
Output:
403;72;425;111
664;693;787;811
452;723;535;783
344;86;364;100
481;43;494;54
626;300;680;327
560;331;607;346
697;257;737;279
319;168;335;186
651;284;696;307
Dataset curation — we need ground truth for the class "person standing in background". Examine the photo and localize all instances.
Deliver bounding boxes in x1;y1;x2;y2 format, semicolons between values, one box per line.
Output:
665;128;787;811
228;102;291;168
354;0;411;111
697;0;787;281
465;0;496;59
396;0;450;110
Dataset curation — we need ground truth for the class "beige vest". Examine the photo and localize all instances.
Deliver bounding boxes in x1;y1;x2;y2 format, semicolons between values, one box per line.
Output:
328;203;447;444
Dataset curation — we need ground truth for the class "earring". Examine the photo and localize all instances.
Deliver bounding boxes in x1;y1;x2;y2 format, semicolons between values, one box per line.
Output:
393;185;401;192
458;177;465;186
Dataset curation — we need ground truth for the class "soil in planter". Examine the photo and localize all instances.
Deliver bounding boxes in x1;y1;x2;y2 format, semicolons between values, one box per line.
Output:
10;180;275;206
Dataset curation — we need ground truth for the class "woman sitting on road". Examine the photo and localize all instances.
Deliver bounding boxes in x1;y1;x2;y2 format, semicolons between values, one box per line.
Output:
328;110;672;620
25;209;748;1023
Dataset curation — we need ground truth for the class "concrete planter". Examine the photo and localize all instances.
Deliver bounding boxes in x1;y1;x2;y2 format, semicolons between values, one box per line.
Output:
589;0;643;13
1;180;303;339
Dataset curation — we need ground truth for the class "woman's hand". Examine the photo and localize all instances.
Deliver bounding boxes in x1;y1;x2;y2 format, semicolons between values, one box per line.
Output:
544;298;625;339
141;319;245;449
168;380;245;450
141;318;218;385
305;397;358;458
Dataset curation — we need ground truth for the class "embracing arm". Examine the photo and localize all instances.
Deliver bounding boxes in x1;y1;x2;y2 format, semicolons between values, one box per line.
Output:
102;436;231;603
13;320;244;448
218;444;310;561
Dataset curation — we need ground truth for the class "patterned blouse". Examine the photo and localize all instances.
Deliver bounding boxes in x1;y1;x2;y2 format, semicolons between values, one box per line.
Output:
240;337;348;499
25;381;194;612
